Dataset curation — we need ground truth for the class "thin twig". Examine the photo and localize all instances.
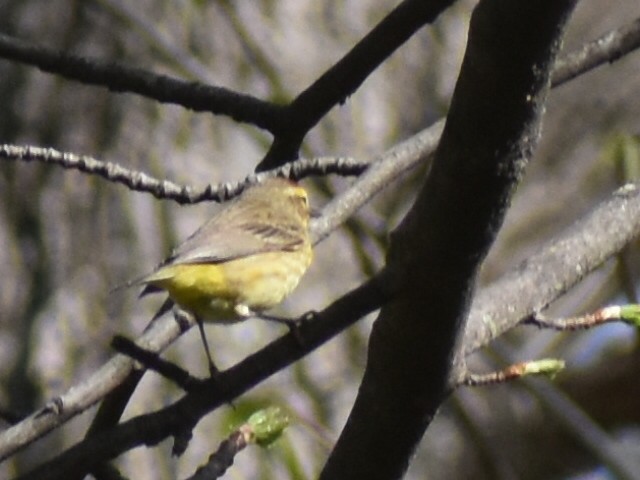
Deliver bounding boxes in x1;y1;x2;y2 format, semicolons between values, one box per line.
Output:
0;144;365;204
186;428;252;480
524;305;638;330
461;359;565;387
186;406;289;480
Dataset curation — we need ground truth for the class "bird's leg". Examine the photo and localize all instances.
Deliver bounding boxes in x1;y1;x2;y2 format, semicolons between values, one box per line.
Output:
256;313;300;328
254;312;305;345
172;308;219;377
195;315;219;377
234;304;307;344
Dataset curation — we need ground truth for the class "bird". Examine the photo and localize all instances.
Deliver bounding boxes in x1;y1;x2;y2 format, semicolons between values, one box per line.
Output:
134;177;313;373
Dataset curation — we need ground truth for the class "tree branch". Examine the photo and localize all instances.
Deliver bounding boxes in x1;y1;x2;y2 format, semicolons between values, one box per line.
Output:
552;16;640;87
0;33;283;131
2;10;638;174
3;12;639;236
461;184;640;362
0;145;364;205
0;313;190;463
320;1;577;478
14;273;392;479
257;0;456;170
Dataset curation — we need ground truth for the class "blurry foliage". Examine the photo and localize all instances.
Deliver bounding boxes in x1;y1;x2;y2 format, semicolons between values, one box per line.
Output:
0;0;640;478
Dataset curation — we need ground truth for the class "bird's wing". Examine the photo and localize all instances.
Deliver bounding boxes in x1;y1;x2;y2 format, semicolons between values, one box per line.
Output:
163;217;303;266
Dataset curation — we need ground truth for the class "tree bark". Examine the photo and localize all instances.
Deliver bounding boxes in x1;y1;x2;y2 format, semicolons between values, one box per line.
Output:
320;1;578;478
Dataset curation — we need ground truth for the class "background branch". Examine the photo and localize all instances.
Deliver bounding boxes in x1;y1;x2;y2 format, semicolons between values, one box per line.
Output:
0;33;282;131
257;0;455;170
462;184;640;361
552;16;640;87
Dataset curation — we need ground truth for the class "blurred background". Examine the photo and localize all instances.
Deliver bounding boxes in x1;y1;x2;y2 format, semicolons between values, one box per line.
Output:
0;0;639;478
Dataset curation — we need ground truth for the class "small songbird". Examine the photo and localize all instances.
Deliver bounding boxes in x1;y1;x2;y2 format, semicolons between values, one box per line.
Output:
135;177;313;372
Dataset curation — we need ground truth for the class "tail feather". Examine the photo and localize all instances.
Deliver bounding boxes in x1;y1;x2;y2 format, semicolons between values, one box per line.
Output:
109;272;152;294
151;297;175;322
140;297;175;333
139;284;163;298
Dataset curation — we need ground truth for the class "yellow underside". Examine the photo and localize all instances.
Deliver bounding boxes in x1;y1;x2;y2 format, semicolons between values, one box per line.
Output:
145;248;312;323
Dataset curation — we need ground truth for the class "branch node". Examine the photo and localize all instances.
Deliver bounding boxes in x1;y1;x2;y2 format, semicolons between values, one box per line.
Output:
111;335;203;392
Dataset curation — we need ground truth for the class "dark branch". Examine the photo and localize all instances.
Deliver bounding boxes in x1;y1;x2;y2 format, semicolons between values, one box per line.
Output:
319;1;577;478
110;335;202;392
0;33;283;131
185;429;251;480
256;0;456;170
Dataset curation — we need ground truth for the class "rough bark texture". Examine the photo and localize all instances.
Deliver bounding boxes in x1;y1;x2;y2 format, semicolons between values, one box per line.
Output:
320;1;578;478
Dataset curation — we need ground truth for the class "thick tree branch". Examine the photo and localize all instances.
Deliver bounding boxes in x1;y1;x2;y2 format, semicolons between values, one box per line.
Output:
320;1;577;478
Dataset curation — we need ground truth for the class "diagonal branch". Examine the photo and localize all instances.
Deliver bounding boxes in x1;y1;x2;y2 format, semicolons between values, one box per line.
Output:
552;16;640;87
461;184;640;361
13;273;392;478
257;0;456;170
0;312;188;464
